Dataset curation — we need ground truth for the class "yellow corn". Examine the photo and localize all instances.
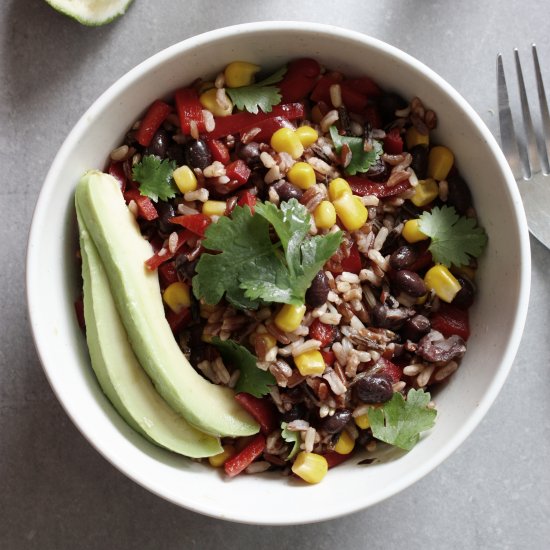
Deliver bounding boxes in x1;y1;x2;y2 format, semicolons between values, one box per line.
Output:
270;128;304;159
334;430;355;455
294;350;326;376
287;162;316;190
313;200;337;229
406;126;430;149
199;88;233;117
428;145;454;181
424;264;462;303
274;303;306;332
402;219;429;243
202;200;227;217
354;413;370;429
173;165;198;193
163;282;191;314
410;178;439;207
208;445;235;467
224;61;261;88
291;452;328;484
198;81;215;95
295;126;319;147
333;193;368;232
328;177;352;201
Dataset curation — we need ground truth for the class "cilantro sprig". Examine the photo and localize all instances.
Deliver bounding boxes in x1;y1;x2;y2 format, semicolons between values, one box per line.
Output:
132;155;177;202
418;205;488;267
368;389;437;451
329;126;382;176
281;422;301;460
211;337;275;397
226;65;286;114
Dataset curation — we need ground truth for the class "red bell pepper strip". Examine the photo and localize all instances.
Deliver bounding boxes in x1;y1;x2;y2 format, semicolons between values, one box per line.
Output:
237;190;257;213
108;161;127;193
279;58;321;102
320;349;335;367
340;243;362;274
136;100;172;147
234;393;278;435
342;76;382;98
309;319;336;348
430;303;470;341
347;176;411;198
169;213;211;237
158;261;179;288
377;357;402;384
166;307;192;334
322;451;351;469
311;76;368;113
206;139;230;164
225;159;251;184
383;127;404;154
175;88;205;134
207;102;305;139
123;189;159;221
224;434;266;477
145;230;192;270
364;105;383;129
239;116;294;143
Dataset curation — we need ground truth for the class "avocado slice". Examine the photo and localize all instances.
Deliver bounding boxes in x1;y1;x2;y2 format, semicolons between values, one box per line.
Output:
78;208;222;457
75;171;259;437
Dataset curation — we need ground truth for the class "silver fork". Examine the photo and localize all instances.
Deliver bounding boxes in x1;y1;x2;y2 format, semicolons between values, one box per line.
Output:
497;44;550;248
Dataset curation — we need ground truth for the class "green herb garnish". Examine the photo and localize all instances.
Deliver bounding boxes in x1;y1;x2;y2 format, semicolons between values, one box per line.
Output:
281;422;301;460
329;125;383;176
132;155;177;202
418;205;488;267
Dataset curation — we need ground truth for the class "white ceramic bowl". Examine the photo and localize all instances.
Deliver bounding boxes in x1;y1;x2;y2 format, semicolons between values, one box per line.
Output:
26;22;530;524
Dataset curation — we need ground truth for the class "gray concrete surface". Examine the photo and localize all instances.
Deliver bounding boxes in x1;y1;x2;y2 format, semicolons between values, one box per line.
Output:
2;0;550;548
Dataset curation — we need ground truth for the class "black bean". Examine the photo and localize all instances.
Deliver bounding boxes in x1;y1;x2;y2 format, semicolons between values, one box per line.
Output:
155;201;175;236
320;409;352;434
145;129;169;158
273;181;303;202
167;142;186;166
237;141;261;167
356;429;374;447
370;303;388;328
365;158;390;182
452;276;475;309
189;325;206;366
281;403;307;423
447;174;472;215
355;374;393;404
402;314;431;342
377;92;408;124
389;245;418;270
410;145;429;179
417;332;466;363
392;270;427;297
185;139;212;170
175;254;198;282
305;270;330;308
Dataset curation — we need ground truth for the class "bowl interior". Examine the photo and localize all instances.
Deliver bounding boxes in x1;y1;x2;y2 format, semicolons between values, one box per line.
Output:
26;22;530;524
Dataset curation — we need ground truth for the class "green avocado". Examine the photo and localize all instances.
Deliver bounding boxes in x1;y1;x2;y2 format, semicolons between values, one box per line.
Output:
78;208;222;457
75;171;259;438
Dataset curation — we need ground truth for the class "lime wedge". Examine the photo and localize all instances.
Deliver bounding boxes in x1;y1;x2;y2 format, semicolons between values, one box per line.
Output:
44;0;133;26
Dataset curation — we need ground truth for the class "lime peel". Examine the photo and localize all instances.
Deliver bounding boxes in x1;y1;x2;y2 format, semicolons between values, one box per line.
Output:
44;0;133;26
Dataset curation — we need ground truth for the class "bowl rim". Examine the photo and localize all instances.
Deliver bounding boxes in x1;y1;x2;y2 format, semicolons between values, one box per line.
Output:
26;21;531;524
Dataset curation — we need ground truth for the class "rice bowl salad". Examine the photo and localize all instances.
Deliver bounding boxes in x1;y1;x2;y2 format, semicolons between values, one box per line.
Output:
74;57;488;484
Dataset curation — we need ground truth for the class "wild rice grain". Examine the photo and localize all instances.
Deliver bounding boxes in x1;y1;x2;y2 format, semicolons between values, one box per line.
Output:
434;360;458;381
416;365;435;387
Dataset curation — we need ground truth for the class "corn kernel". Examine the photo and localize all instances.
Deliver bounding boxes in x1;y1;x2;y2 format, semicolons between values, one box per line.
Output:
354;413;370;429
208;445;235;467
224;61;261;88
333;193;368;232
198;81;215;95
163;281;191;314
406;126;430;149
402;219;429;243
270;128;304;159
334;430;355;455
287;162;316;190
295;126;319;147
274;303;306;333
202;200;227;217
424;264;462;303
411;178;439;207
173;165;197;193
313;200;337;229
428;146;454;181
328;177;352;201
291;452;328;484
294;350;326;376
199;88;233;117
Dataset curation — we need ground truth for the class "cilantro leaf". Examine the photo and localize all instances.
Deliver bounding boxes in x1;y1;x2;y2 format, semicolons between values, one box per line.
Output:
368;389;437;451
132;155;177;202
281;422;301;460
225;65;286;114
211;337;275;397
418;205;488;267
329;126;382;176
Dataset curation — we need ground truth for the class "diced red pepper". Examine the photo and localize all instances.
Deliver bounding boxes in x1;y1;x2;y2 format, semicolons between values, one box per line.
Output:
383;127;404;154
74;297;85;331
169;213;211;237
377;357;402;384
323;451;351;469
279;58;322;102
175;88;205;134
347;175;411;198
158;261;179;288
123;189;159;221
342;76;382;98
239;116;294;143
108;162;127;193
320;349;335;366
225;159;251;185
207;103;305;139
340;243;362;274
166;307;191;334
207;139;230;164
237;190;257;213
309;319;336;348
364;105;382;129
224;434;266;477
234;393;278;435
311;75;340;104
145;230;192;270
136;100;172;147
430;303;470;341
311;76;368;112
407;247;433;273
